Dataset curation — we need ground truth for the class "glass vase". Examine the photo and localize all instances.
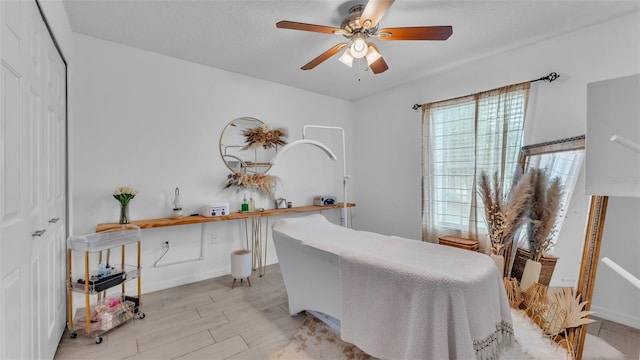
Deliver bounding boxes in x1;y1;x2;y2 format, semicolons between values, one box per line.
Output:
119;203;130;224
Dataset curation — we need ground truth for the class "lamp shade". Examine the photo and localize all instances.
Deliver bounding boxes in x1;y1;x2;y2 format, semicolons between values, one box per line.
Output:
350;33;367;58
338;49;354;67
365;44;382;66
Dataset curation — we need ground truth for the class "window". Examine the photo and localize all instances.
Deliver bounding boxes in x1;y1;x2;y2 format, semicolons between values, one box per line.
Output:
422;83;530;243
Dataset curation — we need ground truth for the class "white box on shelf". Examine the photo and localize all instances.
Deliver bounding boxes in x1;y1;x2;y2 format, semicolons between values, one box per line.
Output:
313;196;336;206
201;202;230;217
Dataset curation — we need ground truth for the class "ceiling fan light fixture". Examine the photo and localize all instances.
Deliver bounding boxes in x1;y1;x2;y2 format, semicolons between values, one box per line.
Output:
338;49;354;67
350;33;368;58
365;44;382;66
276;1;453;74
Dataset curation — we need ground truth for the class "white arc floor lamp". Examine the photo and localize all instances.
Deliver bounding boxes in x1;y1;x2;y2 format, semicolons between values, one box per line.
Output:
271;125;350;228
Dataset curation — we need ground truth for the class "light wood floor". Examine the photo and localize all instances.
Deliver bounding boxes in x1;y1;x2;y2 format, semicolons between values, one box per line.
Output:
54;264;305;360
587;316;640;359
55;263;639;360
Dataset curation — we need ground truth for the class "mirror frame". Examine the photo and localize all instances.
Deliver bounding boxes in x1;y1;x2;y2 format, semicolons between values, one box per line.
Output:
219;117;274;175
574;195;608;359
518;134;586;169
519;135;604;357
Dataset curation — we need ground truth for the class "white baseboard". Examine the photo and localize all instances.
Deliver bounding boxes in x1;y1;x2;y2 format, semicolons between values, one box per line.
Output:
142;257;280;294
590;304;640;329
143;266;230;293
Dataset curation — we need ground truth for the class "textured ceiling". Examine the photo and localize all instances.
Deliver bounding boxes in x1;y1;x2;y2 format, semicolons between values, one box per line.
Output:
62;0;640;101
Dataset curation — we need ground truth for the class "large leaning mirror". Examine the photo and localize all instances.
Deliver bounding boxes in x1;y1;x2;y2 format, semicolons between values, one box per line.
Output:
517;134;586;257
220;117;278;175
516;135;591;356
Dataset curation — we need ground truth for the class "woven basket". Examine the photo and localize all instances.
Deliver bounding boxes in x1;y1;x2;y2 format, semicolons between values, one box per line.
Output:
510;247;558;287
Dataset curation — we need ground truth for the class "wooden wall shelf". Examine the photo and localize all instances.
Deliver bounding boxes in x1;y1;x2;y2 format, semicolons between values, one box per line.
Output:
96;203;355;232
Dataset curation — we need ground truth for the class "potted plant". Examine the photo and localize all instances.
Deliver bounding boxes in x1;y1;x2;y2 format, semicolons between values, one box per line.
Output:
113;186;137;224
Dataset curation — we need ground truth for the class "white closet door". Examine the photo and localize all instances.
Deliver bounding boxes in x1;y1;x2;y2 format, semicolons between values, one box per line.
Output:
1;1;66;359
1;1;34;359
40;18;66;357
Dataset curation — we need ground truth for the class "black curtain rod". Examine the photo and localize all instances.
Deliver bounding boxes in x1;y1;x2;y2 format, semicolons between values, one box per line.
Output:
412;72;560;110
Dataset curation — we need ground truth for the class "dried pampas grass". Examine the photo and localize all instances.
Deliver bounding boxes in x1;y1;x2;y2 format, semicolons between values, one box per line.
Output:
479;170;535;257
527;169;564;261
503;171;536;248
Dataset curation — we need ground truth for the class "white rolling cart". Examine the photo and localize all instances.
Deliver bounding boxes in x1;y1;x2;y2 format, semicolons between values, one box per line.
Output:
66;225;145;344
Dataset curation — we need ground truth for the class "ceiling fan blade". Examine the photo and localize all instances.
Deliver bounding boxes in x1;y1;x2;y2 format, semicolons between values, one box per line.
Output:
367;43;389;74
359;0;394;29
369;56;389;74
378;26;453;41
276;20;343;35
301;43;348;70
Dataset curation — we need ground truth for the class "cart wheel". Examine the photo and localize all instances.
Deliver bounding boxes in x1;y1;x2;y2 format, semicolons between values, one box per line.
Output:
138;312;145;319
95;337;103;344
69;331;77;339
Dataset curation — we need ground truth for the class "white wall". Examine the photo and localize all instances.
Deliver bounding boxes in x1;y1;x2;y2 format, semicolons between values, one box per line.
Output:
71;33;354;293
352;12;640;325
591;197;640;328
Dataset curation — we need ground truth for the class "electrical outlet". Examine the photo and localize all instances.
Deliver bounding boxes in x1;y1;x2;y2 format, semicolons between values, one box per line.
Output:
162;241;169;250
210;234;217;244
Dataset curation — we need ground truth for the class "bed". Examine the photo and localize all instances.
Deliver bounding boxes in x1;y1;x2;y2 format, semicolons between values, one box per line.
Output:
272;214;513;360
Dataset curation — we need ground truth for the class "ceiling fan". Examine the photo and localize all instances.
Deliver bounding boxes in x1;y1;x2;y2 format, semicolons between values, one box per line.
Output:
276;0;453;74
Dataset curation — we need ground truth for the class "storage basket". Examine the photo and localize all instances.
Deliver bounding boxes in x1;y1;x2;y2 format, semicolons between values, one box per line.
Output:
438;236;479;252
510;247;558;287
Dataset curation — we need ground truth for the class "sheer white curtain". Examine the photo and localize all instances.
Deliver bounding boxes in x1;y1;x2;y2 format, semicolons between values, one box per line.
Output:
421;83;531;247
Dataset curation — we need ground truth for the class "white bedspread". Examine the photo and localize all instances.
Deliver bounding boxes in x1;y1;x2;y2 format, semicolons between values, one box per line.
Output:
273;214;513;360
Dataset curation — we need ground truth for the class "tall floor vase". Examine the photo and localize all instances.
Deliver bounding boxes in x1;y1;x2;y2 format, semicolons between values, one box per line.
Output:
490;254;505;275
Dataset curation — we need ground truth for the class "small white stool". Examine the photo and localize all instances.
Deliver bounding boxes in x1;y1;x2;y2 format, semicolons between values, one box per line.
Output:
230;249;252;288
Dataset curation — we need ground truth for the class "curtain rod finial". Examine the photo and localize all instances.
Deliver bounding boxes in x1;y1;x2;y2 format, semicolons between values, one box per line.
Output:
546;72;560;82
412;104;422;110
533;72;560;83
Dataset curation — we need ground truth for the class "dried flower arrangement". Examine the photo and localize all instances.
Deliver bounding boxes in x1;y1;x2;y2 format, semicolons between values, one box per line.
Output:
479;170;535;257
225;172;279;197
527;169;564;262
544;288;594;335
242;125;288;150
543;287;595;358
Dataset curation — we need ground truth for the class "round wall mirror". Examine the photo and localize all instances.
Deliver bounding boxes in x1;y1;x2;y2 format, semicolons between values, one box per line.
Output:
219;117;279;175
